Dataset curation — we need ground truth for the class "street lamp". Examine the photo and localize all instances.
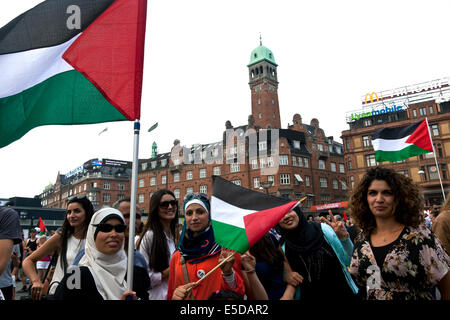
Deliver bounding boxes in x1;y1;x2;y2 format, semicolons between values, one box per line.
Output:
260;180;273;194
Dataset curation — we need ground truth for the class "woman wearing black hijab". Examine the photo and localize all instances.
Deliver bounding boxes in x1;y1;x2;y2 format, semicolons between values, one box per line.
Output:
276;207;359;301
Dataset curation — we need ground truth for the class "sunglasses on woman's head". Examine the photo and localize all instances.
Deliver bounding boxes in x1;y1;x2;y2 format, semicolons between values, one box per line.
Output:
184;193;209;202
67;195;87;202
159;200;178;208
93;223;126;233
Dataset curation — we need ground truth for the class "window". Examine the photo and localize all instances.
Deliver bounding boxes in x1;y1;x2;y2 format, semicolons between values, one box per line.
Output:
251;159;258;169
267;157;274;168
318;160;326;170
339;163;345;173
103;193;111;202
280;155;289;165
186;187;193;194
150;177;156;186
230;163;240;173
347;157;353;170
139;179;144;188
280;174;290;185
362;135;372;147
363;119;372;127
365;154;377;167
330;162;336;172
173;173;180;182
292;156;297;166
253;177;260;188
141;163;147;171
151;161;157;169
299;176;307;187
350;176;355;188
118;183;124;191
232;180;241;186
419;107;427;116
341;180;347;190
186;171;193;180
173;189;180;199
345;138;350;151
332;179;338;190
429;106;434;114
320;177;328;188
161;159;167;167
431;124;440;136
335;146;342;154
268;175;274;184
84;183;87;191
412;109;417;117
259;141;267;151
103;182;110;190
200;185;207;193
200;168;207;178
259;158;266;168
294;140;301;149
213;166;221;176
317;143;323;152
161;175;167;184
304;158;309;168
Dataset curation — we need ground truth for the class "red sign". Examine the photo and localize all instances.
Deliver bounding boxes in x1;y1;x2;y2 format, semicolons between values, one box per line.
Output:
310;201;348;212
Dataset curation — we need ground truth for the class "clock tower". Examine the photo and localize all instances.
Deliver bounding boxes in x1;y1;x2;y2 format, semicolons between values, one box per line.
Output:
248;40;281;129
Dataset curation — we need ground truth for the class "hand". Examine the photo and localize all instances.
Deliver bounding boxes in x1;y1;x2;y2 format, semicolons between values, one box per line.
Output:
30;280;44;300
120;290;137;300
172;282;196;300
283;271;303;287
241;251;256;272
320;210;349;240
219;248;235;276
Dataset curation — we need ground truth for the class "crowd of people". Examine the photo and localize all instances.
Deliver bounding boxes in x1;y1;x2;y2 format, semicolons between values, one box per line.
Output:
0;166;449;301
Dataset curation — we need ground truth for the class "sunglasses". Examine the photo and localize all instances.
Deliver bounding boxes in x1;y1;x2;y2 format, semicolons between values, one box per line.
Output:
123;214;142;220
185;193;209;202
93;223;126;233
159;200;178;208
67;195;87;202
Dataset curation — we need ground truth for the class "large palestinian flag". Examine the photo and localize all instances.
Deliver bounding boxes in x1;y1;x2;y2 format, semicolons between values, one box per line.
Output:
211;176;299;253
371;119;433;162
0;0;147;148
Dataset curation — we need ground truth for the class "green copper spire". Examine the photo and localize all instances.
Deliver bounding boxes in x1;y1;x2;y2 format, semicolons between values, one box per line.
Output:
248;36;277;67
152;141;157;158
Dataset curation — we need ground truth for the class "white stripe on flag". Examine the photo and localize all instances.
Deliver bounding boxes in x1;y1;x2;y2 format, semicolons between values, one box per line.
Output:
372;135;411;152
211;196;256;229
0;34;80;98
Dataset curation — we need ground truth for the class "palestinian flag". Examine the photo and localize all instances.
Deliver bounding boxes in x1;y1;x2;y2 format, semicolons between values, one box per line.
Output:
211;176;299;253
0;0;147;148
38;217;46;235
371;119;433;162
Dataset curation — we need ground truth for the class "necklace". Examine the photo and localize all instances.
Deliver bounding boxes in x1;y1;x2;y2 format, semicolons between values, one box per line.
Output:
375;225;404;243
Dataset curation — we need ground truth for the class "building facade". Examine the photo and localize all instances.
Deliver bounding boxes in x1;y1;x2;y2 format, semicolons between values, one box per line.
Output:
137;43;348;216
341;78;450;207
40;158;132;210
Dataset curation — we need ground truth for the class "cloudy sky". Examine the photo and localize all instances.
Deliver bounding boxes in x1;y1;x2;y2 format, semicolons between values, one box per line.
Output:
1;0;450;198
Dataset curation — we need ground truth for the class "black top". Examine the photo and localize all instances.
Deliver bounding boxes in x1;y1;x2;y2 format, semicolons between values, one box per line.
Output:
370;234;402;269
53;266;104;301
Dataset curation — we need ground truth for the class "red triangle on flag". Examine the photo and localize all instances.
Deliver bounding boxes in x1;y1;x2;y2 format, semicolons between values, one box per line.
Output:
405;119;433;152
243;201;298;248
63;0;147;121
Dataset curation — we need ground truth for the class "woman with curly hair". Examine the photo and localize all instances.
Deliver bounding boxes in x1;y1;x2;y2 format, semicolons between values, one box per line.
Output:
348;167;450;300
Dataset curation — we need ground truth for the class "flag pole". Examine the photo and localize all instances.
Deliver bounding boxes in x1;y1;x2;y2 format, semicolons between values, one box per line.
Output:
425;117;446;202
127;120;140;291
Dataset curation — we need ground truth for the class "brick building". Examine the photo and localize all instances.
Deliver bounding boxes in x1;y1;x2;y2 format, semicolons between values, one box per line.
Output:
40;158;132;210
137;43;348;216
341;78;450;207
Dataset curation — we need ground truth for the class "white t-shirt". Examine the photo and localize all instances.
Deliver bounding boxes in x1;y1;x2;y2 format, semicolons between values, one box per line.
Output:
138;229;176;300
49;235;85;294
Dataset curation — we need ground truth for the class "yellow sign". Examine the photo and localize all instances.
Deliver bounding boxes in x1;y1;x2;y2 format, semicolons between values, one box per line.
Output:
364;92;379;104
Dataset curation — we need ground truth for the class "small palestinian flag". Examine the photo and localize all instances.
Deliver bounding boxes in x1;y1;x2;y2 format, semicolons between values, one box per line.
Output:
38;217;46;235
0;0;147;148
211;176;299;253
371;119;433;162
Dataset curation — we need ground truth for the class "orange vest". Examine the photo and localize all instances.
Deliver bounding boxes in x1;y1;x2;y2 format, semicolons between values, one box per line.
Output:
167;250;245;300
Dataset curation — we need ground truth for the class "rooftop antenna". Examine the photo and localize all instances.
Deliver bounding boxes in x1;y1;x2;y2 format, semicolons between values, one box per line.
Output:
259;32;262;46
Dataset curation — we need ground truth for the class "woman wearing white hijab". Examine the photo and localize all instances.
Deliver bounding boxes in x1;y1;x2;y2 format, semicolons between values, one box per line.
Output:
54;207;136;300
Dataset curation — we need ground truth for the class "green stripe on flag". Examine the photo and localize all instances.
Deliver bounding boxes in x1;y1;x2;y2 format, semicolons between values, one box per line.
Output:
211;220;249;253
375;144;431;162
0;70;127;148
